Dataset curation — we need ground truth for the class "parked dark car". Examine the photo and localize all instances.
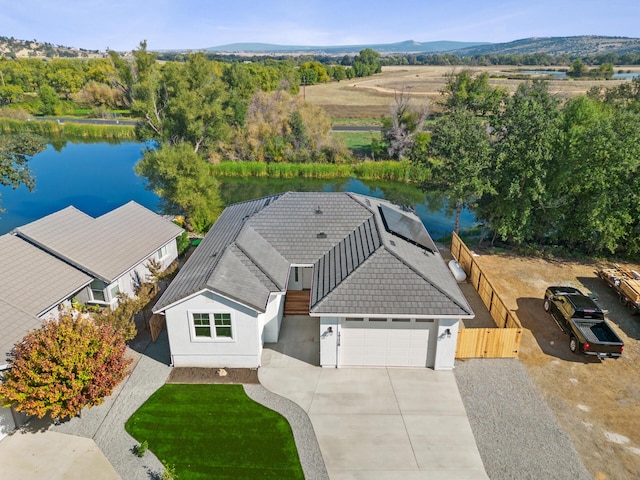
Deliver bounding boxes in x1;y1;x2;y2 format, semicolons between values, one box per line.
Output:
543;286;624;359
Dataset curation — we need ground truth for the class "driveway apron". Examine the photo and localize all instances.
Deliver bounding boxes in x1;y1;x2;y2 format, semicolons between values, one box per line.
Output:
260;363;490;480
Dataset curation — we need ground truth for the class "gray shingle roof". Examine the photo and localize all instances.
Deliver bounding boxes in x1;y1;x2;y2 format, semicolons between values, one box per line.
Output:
0;299;44;362
0;234;92;317
154;192;473;319
15;201;183;282
154;195;283;312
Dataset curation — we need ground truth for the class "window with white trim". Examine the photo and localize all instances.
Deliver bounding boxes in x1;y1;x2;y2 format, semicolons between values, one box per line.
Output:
193;313;212;337
108;282;120;301
156;245;169;260
90;279;107;302
191;312;233;340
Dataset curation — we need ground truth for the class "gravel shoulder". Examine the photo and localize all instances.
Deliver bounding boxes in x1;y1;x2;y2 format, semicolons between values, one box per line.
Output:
454;358;591;480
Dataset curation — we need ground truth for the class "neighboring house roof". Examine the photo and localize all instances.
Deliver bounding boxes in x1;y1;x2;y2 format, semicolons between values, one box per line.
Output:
0;299;44;364
15;201;184;283
0;201;183;361
155;192;473;319
0;234;92;317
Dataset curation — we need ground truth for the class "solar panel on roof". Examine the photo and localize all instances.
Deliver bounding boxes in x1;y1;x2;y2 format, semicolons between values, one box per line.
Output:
378;204;436;253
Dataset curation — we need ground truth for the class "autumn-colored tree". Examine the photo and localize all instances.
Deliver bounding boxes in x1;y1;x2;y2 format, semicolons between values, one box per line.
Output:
226;90;347;163
0;313;131;419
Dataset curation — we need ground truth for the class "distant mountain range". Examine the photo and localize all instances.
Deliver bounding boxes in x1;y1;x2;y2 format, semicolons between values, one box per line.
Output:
452;36;640;56
206;40;488;54
205;36;640;56
1;35;639;59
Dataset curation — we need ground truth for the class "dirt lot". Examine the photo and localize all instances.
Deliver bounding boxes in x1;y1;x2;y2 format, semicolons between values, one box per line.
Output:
305;65;638;118
472;251;640;480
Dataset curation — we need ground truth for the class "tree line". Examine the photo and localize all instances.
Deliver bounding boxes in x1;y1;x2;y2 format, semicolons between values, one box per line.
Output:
393;72;640;258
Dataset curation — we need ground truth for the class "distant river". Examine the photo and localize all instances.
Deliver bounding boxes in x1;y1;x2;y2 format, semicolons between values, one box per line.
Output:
0;141;476;239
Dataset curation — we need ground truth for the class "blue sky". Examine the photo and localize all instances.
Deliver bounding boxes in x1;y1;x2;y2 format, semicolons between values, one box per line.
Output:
2;0;639;51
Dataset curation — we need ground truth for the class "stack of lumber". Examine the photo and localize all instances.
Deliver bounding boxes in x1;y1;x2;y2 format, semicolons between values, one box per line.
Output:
621;279;640;303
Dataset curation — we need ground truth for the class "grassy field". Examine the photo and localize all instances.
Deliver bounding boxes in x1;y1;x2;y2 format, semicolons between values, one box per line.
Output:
333;130;380;158
311;65;636;121
125;384;304;480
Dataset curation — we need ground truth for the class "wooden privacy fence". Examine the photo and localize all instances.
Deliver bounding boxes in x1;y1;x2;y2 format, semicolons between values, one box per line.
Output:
451;232;523;358
149;314;166;343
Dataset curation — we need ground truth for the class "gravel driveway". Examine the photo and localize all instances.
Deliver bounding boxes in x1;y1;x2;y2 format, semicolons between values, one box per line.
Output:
454;358;592;480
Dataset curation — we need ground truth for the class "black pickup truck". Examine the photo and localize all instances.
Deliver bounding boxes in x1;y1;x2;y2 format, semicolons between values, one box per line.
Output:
543;286;624;359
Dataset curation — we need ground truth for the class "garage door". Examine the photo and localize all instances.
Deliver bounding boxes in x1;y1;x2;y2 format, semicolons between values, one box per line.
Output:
0;406;16;441
339;318;434;367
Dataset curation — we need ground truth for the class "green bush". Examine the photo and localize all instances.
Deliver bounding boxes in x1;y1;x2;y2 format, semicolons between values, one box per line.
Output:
135;440;148;457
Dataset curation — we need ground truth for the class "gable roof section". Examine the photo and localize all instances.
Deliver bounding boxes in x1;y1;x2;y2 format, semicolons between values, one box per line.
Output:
0;234;92;317
15;201;183;282
310;249;471;316
351;195;472;312
154;195;283;312
235;225;289;290
206;245;274;312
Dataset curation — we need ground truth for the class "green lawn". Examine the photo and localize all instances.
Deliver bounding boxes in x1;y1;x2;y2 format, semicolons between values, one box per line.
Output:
125;384;304;480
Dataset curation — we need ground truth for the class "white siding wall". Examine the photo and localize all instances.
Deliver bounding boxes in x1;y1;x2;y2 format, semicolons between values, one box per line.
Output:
433;318;459;370
119;240;179;299
262;293;285;343
164;290;261;368
319;317;339;367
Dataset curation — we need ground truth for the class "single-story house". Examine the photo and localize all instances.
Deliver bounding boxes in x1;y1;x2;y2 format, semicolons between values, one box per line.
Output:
154;192;474;371
0;201;183;439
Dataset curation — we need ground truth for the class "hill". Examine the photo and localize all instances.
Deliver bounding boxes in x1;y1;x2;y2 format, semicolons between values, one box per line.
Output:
451;36;640;56
206;40;489;55
0;36;103;58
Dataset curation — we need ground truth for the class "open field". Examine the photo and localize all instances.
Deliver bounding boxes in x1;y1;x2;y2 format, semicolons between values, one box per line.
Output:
473;251;640;480
305;65;639;119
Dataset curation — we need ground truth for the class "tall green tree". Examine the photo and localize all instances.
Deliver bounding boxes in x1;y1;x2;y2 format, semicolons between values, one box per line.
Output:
353;49;382;77
0;313;131;420
551;96;640;253
479;80;561;245
419;108;493;233
135;143;224;232
440;69;507;116
0;132;46;211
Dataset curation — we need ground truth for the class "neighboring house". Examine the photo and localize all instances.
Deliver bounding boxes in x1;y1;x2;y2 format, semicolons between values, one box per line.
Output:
154;192;474;371
0;201;183;440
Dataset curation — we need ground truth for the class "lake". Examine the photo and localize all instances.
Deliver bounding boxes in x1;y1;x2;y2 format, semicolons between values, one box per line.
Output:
0;141;476;239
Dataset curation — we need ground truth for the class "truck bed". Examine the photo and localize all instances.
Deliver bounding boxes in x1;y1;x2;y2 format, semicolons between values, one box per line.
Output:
573;320;621;344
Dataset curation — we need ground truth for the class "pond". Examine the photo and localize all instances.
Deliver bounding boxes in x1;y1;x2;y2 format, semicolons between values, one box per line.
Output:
0;140;476;239
520;70;640;80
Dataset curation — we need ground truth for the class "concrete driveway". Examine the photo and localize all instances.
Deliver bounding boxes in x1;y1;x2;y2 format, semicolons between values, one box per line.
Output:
261;343;489;479
0;431;121;480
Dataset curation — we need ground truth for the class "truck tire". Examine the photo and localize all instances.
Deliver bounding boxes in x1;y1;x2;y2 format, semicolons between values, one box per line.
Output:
619;293;627;306
569;336;578;353
543;299;550;312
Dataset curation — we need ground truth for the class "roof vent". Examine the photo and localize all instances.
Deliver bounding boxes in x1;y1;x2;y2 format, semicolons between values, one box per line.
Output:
365;199;371;207
317;232;327;239
315;206;323;215
389;240;396;246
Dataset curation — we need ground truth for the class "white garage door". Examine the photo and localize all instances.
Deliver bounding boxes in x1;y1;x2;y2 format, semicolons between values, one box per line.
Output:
0;406;16;441
339;318;434;367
